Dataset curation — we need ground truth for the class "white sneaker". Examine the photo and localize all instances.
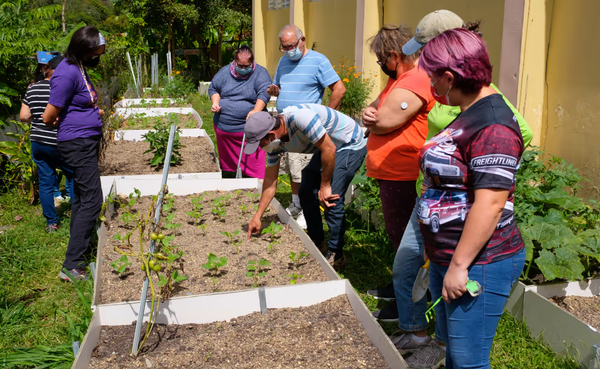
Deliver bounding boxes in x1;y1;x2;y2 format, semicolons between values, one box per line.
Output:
54;195;65;201
295;211;307;229
285;203;302;217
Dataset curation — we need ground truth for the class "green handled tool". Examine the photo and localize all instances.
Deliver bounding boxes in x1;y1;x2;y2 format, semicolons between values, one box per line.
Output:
425;279;482;322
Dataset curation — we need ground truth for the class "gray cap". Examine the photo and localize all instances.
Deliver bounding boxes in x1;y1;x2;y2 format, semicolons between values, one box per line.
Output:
244;111;277;155
402;10;464;55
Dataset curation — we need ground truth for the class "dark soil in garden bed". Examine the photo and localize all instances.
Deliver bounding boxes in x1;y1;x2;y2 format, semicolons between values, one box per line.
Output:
99;137;218;176
88;295;389;368
550;295;600;330
118;113;198;129
98;189;328;304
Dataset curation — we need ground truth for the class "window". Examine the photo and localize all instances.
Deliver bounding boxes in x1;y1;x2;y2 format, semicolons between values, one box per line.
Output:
268;0;290;10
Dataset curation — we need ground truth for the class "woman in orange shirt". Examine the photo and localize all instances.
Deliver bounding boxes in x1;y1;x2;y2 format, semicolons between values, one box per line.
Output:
363;24;436;300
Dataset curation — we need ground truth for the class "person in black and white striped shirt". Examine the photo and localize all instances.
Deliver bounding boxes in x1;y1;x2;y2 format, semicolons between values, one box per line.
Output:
20;55;74;232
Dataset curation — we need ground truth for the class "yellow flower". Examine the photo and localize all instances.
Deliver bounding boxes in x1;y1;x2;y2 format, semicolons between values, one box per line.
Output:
342;78;350;83
332;65;336;69
353;73;358;78
119;115;123;118
176;71;180;75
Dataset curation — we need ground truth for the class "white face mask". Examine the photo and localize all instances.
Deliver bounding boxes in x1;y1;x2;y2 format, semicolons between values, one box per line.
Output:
262;138;281;153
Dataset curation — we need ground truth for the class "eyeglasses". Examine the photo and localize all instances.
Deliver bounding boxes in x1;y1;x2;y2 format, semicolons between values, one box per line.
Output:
279;39;301;53
236;62;252;70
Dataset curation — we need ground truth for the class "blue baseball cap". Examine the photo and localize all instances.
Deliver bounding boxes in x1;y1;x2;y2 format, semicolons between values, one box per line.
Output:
36;51;54;64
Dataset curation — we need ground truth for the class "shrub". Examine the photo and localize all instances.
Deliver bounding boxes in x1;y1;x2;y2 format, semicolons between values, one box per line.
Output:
324;58;375;119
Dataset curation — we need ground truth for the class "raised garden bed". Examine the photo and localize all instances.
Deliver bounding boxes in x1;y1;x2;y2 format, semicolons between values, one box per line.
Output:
92;178;340;307
506;279;600;368
75;280;407;368
113;98;190;109
112;108;203;129
99;129;221;198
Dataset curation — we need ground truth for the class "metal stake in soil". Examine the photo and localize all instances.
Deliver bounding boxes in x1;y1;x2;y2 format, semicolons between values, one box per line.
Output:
235;133;246;179
126;52;139;97
131;124;178;355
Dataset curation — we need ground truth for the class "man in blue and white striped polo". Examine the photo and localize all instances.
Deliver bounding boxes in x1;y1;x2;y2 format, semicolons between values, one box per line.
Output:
266;24;346;230
244;106;366;270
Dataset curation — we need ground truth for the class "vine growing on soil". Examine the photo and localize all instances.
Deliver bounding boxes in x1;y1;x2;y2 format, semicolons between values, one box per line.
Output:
108;187;187;354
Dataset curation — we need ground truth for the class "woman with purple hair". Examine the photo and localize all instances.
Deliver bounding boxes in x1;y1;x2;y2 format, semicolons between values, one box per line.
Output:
417;28;526;368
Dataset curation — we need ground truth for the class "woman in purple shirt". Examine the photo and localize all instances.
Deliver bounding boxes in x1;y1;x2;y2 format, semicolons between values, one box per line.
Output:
43;26;105;282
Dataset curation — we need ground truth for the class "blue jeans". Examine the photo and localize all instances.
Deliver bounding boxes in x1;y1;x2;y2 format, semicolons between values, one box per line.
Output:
393;199;430;332
54;172;73;198
430;248;526;369
299;146;367;252
31;141;74;225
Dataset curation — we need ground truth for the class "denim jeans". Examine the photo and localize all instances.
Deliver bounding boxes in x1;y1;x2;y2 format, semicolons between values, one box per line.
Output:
54;172;73;199
299;146;367;252
31;141;74;225
58;136;103;269
393;199;430;332
430;247;526;369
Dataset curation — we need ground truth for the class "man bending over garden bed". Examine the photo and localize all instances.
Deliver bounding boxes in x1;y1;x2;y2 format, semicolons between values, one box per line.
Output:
244;106;367;270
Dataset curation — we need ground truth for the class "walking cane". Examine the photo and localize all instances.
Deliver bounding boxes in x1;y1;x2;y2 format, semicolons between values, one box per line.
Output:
236;133;246;179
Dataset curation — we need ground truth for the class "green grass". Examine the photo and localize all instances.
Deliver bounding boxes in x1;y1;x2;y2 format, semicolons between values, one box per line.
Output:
0;189;93;366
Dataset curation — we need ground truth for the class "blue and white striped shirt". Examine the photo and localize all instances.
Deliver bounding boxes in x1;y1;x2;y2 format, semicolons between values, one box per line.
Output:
267;104;367;167
273;50;340;113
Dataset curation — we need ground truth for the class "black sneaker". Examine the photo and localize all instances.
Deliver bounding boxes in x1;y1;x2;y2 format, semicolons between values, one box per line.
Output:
58;268;89;282
367;282;396;301
372;300;399;322
324;250;348;271
46;224;59;233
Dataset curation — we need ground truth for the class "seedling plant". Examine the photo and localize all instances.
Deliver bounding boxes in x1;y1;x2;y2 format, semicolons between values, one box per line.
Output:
187;195;204;225
262;222;283;252
289;251;309;269
287;273;304;285
202;253;228;286
246;258;270;287
222;230;242;253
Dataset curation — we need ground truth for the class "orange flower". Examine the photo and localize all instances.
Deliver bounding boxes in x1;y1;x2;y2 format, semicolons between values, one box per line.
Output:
176;71;180;75
332;65;336;69
341;64;344;67
353;73;358;78
119;115;123;118
342;78;350;83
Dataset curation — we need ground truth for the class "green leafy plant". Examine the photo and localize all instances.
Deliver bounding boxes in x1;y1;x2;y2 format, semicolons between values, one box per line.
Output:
142;119;184;167
110;255;132;276
288;251;310;269
199;223;208;236
186;195;204;225
516;147;600;282
212;197;227;221
239;203;250;214
221;230;242;253
202;253;228;284
325;58;375;118
261;222;283;252
246;258;270;287
0;121;37;203
246;192;260;203
287;273;304;285
164;213;182;234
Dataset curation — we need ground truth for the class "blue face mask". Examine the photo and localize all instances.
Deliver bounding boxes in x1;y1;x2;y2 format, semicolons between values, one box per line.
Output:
285;46;303;61
236;66;252;76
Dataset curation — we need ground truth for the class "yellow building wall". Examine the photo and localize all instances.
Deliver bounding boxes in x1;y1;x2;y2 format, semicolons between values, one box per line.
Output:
384;0;506;85
306;0;357;67
263;8;290;77
542;0;600;199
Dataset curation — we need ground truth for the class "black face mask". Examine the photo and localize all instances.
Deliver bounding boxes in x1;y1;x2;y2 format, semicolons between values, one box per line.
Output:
380;64;397;80
82;57;100;68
